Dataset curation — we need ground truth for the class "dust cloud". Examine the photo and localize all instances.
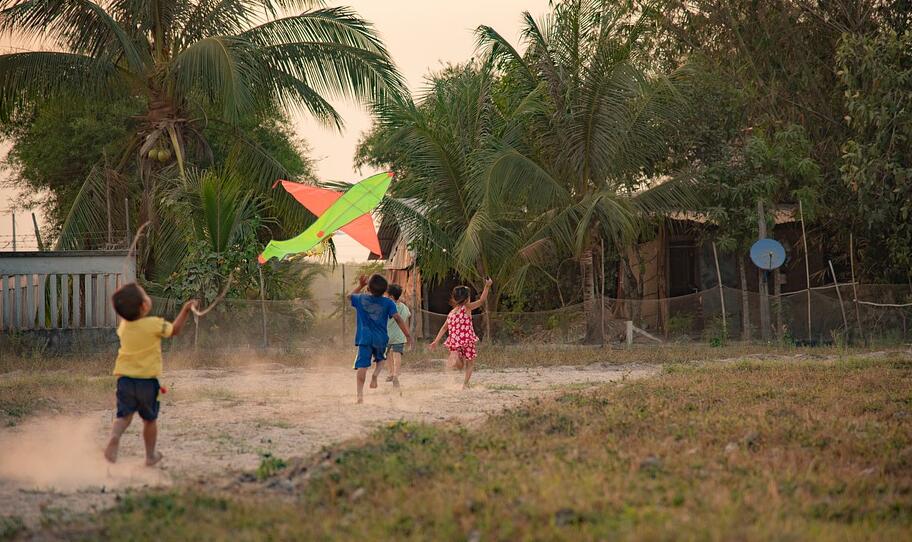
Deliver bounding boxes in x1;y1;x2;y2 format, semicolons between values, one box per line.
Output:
0;415;165;491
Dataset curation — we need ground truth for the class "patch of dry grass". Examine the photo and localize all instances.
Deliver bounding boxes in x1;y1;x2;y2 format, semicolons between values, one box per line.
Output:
36;355;912;541
0;373;113;426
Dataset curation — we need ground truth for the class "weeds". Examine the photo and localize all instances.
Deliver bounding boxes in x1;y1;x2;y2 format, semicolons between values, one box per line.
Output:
256;453;287;481
0;515;25;539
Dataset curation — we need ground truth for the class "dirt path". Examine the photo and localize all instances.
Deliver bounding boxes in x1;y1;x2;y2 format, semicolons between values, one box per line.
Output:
0;363;655;526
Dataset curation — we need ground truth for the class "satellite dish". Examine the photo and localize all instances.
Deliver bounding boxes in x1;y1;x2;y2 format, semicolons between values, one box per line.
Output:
750;238;786;270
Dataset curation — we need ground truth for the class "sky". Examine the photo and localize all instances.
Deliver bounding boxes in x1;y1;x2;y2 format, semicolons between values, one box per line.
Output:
0;0;550;259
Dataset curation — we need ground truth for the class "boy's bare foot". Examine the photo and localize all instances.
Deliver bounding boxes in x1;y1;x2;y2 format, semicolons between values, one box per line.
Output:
145;451;163;467
385;375;394;382
357;396;364;404
370;375;378;388
104;439;119;463
462;382;471;390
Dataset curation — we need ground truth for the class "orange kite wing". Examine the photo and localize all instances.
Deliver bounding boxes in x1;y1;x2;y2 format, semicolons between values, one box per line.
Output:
277;179;382;256
341;213;382;256
277;180;341;215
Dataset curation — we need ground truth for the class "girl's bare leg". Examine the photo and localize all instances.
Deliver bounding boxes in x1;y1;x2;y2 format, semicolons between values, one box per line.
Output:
463;357;475;389
447;350;462;370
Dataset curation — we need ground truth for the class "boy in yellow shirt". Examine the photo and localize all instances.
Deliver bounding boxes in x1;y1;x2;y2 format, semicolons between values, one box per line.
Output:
104;283;195;466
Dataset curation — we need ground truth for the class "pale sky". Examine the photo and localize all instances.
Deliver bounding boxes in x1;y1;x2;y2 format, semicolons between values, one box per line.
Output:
0;1;550;259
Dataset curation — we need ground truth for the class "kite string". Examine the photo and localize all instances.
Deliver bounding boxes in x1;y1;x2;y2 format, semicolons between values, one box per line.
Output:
122;221;151;281
120;219;234;316
191;272;234;316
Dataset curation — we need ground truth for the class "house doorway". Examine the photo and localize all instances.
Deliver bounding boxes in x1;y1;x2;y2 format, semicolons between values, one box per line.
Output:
668;241;699;298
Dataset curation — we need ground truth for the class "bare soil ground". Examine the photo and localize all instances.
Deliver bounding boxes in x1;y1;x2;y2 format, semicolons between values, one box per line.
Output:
0;362;655;527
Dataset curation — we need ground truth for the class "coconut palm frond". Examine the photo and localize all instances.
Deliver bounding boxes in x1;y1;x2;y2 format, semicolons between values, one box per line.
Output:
0;0;147;71
0;51;121;121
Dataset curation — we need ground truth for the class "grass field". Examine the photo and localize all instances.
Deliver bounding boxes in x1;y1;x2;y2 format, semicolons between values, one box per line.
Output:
19;353;911;541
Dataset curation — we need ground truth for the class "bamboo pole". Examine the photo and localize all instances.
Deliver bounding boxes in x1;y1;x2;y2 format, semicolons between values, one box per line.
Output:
600;236;606;347
849;233;865;345
799;200;812;340
124;197;131;248
341;264;346;343
756;200;771;340
828;260;849;338
259;266;268;349
711;242;727;341
105;160;112;247
11;214;16;251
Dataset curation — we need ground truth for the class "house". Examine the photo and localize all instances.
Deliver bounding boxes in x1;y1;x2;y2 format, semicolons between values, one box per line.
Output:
616;205;829;334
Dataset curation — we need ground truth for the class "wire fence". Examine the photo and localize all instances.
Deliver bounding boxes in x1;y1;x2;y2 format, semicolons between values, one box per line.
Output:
139;283;912;352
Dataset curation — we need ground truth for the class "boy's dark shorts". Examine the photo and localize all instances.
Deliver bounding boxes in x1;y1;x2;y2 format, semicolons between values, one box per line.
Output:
353;344;386;369
116;376;160;421
387;343;405;354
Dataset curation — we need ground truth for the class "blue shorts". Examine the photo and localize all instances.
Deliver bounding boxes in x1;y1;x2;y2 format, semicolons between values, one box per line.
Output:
116;376;160;421
354;344;386;369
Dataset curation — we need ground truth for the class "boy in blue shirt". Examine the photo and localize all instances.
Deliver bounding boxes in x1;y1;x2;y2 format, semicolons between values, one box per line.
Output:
349;274;413;403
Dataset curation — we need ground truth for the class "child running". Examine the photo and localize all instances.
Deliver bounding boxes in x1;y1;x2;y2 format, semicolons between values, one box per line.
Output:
384;283;410;387
430;278;493;389
104;283;196;466
349;274;413;403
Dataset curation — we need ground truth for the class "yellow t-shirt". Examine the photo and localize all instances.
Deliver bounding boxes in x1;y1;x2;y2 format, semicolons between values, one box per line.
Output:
113;317;174;378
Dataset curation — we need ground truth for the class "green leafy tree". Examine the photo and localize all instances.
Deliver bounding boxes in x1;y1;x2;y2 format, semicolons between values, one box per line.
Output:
838;29;912;283
702;125;821;339
650;0;910;284
0;95;141;233
0;0;403;275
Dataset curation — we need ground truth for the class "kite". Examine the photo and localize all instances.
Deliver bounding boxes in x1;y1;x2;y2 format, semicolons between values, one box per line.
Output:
258;172;392;264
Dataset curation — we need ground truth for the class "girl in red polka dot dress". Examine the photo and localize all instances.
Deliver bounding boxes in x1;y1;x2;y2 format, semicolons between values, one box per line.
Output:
431;278;492;389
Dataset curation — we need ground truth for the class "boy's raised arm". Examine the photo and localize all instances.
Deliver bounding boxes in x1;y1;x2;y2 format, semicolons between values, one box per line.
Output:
170;300;197;337
347;275;368;302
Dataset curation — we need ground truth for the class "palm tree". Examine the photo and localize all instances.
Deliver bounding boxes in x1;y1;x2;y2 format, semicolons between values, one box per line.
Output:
358;64;535;339
476;0;695;342
0;0;403;275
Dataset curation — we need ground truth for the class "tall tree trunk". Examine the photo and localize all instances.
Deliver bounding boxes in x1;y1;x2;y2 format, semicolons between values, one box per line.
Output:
481;286;497;343
619;252;641;323
581;248;603;344
739;255;751;341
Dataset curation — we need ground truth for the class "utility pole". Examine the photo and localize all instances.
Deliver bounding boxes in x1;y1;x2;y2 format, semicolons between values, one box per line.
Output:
124;197;131;247
31;213;44;251
757;200;771;340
